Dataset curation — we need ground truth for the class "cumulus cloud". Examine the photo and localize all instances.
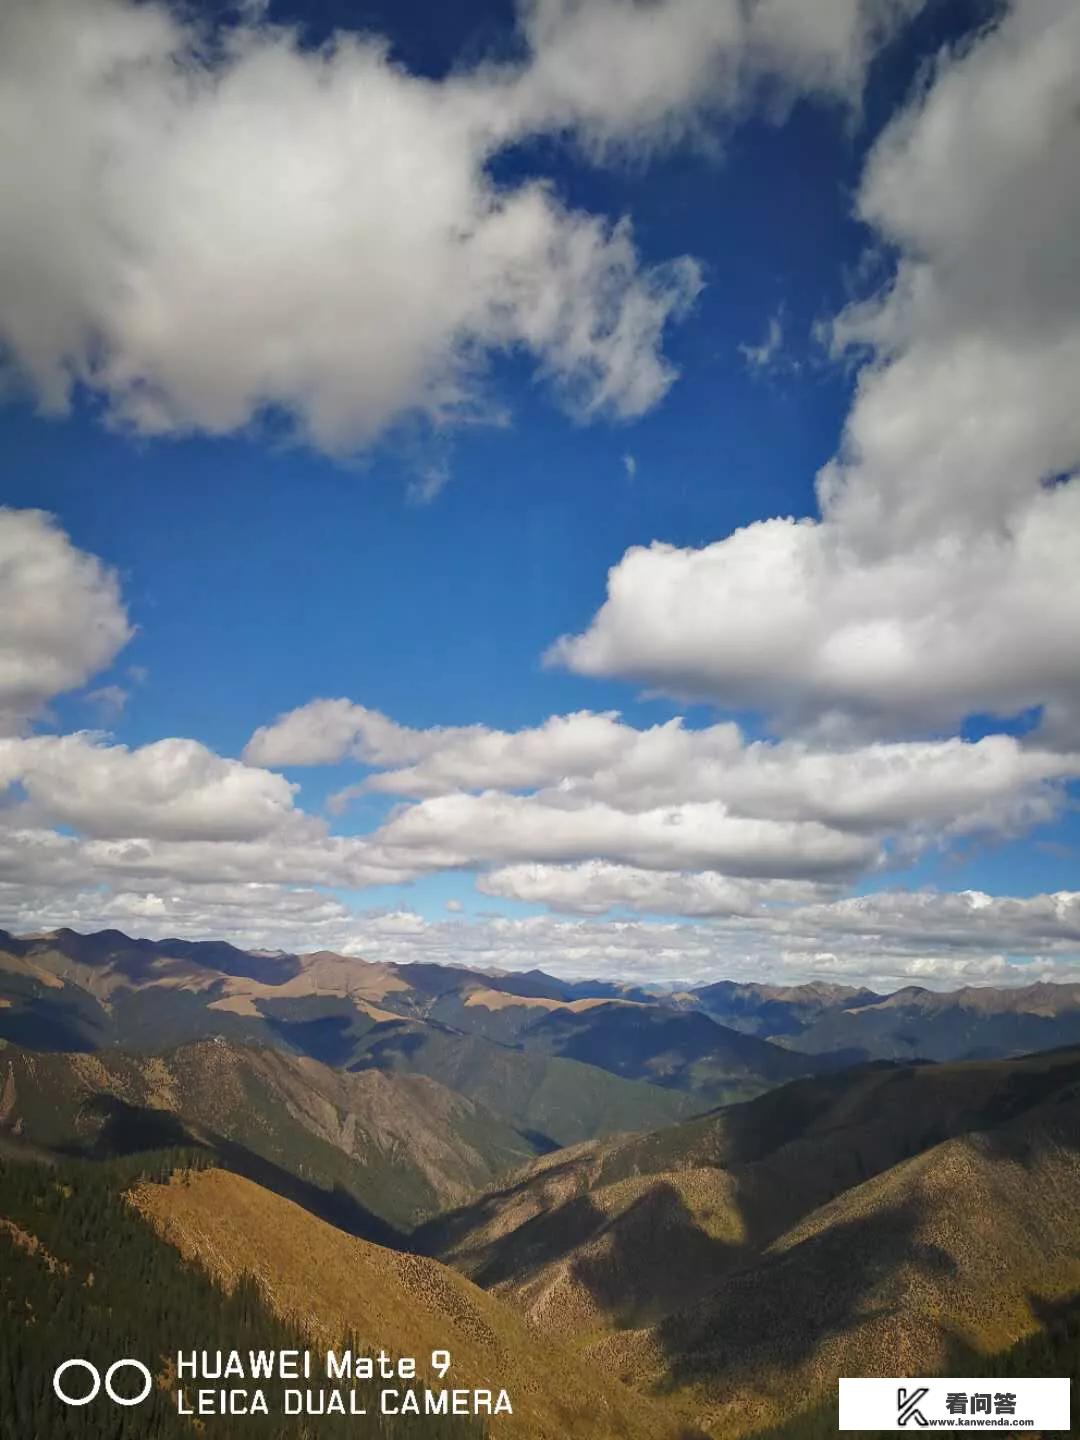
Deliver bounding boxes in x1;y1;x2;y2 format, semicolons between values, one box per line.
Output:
0;0;708;454
547;493;1080;734
478;860;834;915
250;701;1080;842
249;702;646;799
0;733;302;842
14;695;1075;942
789;889;1080;956
4;624;1077;953
504;0;921;150
357;709;634;795
245;698;492;769
373;791;880;878
0;821;416;896
11;9;1080;990
0;509;132;735
2;625;1076;983
0;0;924;464
550;1;1080;738
360;886;1080;990
246;700;391;768
0;0;912;469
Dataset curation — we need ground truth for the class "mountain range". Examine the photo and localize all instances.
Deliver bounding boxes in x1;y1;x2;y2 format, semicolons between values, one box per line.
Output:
3;926;1080;1437
8;926;1080;1088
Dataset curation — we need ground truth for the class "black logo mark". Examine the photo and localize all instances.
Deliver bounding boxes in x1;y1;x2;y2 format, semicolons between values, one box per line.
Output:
897;1387;929;1426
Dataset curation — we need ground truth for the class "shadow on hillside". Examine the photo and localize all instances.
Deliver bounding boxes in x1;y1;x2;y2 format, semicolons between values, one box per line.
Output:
0;997;101;1052
1026;1287;1080;1335
661;1097;1080;1432
264;1012;360;1067
471;1191;610;1288
42;928;301;987
427;1178;749;1332
347;1023;426;1069
720;1057;1080;1258
62;1095;406;1250
648;1194;946;1393
569;1181;748;1328
206;1134;404;1250
516;1127;561;1153
744;1289;1080;1440
413;1147;597;1257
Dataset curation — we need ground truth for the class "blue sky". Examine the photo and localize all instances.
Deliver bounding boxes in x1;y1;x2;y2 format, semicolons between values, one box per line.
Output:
1;0;1078;987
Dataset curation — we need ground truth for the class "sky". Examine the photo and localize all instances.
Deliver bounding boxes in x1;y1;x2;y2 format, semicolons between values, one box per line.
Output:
1;0;1079;990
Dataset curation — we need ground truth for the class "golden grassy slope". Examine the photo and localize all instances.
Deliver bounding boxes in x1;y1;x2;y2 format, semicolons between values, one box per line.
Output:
484;1167;748;1338
131;1168;697;1440
463;989;648;1015
590;1102;1080;1438
428;1050;1080;1343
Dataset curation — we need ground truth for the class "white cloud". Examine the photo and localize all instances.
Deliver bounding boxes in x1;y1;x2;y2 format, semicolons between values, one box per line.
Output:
504;0;920;151
3;632;1075;948
13;699;1075;933
568;727;1077;839
0;0;922;464
0;509;132;735
0;822;415;895
244;699;396;768
248;702;633;792
9;3;1080;990
549;483;1080;738
0;0;702;455
0;733;301;842
786;889;1080;957
355;709;634;794
372;790;879;879
251;702;1080;844
549;1;1080;738
478;861;833;915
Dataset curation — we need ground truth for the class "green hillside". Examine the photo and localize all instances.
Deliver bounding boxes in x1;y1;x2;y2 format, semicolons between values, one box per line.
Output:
0;1039;533;1231
349;1018;700;1147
